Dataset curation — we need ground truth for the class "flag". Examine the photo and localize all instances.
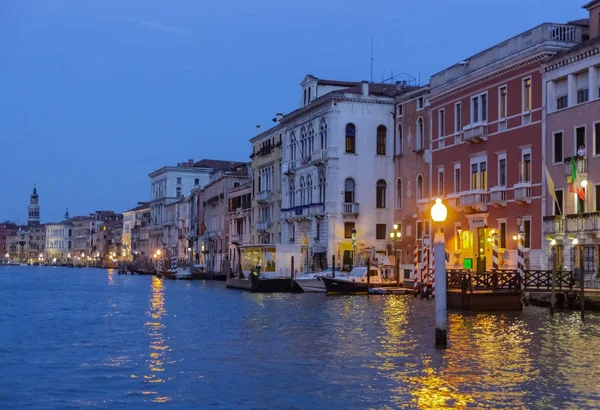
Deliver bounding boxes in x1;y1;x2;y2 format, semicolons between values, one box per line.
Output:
577;188;586;201
545;165;561;215
570;156;577;183
569;183;577;193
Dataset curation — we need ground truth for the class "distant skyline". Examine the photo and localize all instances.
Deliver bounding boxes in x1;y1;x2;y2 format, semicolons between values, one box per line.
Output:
0;0;584;223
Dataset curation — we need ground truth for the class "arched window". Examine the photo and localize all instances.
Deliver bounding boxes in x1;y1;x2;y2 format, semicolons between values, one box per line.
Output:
345;124;356;153
299;176;306;206
376;180;387;208
320;118;328;149
290;132;297;162
397;124;403;156
300;127;307;157
396;178;402;209
308;123;314;155
417;175;423;200
376;125;387;155
319;171;326;203
344;178;355;203
289;182;295;207
416;117;424;151
307;175;313;204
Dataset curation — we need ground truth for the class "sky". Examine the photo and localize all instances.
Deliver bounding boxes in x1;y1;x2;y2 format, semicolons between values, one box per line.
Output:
0;0;584;224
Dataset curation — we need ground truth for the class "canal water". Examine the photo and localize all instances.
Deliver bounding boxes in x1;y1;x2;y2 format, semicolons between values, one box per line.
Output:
1;267;600;409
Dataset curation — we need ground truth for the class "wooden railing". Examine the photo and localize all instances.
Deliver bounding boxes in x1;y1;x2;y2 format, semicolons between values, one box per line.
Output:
446;269;574;292
523;270;573;290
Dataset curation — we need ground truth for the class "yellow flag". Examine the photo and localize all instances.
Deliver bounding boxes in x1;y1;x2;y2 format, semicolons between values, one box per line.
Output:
545;165;561;215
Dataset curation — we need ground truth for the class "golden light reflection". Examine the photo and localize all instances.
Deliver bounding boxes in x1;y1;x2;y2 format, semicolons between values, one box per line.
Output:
107;268;115;286
141;276;171;403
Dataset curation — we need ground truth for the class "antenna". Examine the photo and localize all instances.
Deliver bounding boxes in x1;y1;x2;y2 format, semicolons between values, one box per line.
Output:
370;37;374;83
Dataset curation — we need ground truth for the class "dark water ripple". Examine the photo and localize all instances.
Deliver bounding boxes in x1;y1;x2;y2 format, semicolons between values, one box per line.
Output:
1;266;599;409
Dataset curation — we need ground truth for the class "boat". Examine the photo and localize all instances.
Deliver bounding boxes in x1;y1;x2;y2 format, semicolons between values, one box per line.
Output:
175;269;193;280
321;266;396;294
129;267;156;275
159;256;180;280
294;267;346;292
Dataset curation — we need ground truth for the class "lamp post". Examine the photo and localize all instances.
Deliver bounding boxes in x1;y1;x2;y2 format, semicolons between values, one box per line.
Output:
389;224;402;285
550;239;557;315
431;198;448;348
351;228;357;269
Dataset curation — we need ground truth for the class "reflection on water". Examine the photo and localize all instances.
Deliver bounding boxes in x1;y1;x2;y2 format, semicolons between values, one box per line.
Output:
142;276;171;403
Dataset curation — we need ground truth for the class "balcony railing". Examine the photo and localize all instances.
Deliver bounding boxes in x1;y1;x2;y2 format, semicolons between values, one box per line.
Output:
489;186;507;206
543;215;564;235
565;213;600;234
463;124;488;143
564;156;588;177
514;182;532;204
281;203;326;220
459;190;489;211
256;190;273;202
342;203;359;215
256;221;272;231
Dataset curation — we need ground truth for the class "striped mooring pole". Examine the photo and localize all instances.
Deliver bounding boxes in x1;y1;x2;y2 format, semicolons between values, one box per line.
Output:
431;246;436;297
413;244;419;294
492;233;499;271
517;235;525;290
422;245;428;294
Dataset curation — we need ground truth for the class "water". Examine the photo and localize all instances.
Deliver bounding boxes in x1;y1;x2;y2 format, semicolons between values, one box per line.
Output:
1;267;600;409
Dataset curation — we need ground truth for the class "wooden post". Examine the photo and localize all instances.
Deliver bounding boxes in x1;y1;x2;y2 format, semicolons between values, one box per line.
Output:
579;246;585;320
395;246;400;287
551;248;556;315
290;255;295;292
332;255;335;279
366;258;371;291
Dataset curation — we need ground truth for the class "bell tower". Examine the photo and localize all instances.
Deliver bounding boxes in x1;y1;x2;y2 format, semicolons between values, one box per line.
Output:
28;186;40;226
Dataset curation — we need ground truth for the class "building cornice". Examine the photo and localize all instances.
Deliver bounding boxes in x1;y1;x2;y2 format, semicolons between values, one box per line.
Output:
543;43;600;73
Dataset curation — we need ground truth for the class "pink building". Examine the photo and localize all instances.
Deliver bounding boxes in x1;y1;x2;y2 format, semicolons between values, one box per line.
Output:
543;1;600;271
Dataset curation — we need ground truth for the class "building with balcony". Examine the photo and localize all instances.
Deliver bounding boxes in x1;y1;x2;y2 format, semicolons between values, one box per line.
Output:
277;75;413;271
130;204;151;259
200;163;250;273
45;209;73;262
250;124;283;246
393;85;431;276
542;1;600;270
122;202;149;260
0;221;17;259
429;20;585;272
227;182;252;274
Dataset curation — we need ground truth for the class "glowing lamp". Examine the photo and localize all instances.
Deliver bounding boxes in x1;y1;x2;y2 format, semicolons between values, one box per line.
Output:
581;180;588;188
550;239;556;246
389;232;395;239
393;224;398;230
430;198;447;223
572;238;579;245
156;249;162;256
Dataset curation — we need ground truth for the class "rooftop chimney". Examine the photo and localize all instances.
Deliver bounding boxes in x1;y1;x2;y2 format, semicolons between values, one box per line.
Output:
361;81;369;96
256;125;261;135
276;113;283;122
584;0;600;39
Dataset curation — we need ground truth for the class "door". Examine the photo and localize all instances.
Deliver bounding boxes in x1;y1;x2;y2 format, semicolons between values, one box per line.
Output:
476;227;486;272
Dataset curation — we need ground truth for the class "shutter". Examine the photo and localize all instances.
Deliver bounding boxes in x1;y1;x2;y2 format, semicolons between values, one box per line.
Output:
576;72;589;90
555;79;568;96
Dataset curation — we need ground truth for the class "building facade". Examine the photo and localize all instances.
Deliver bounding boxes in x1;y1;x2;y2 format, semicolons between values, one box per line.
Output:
228;182;252;274
543;2;600;271
0;221;18;258
429;21;585;272
45;209;73;263
122;202;149;260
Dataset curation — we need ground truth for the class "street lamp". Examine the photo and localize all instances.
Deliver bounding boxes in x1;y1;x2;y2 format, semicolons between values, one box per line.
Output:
430;198;448;348
389;224;402;285
351;228;357;268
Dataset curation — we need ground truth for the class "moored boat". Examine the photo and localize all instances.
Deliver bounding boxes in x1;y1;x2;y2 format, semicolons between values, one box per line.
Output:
321;266;396;294
294;267;346;292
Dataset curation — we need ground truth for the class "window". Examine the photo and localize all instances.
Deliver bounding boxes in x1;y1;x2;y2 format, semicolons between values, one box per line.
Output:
557;95;568;110
552;132;563;164
376;180;387;208
176;187;182;197
577;88;589;104
416;117;424;150
499;156;507;186
499;86;507;119
596;185;600;212
177;177;182;184
345;124;356;153
376;224;387;240
455;102;462;132
454;164;461;193
523;219;531;249
416;221;423;240
376;125;387;155
397;104;403;116
576;126;586;152
417;175;423;200
471;93;487;123
417;96;424;110
555;189;563;215
194;178;200;186
470;160;487;190
523;78;532;112
454;224;462;252
499;221;507;249
344;222;355;239
397;124;403;155
344;178;355;203
438;109;445;138
437;168;444;196
520;152;531;183
396;179;402;209
596;122;600;156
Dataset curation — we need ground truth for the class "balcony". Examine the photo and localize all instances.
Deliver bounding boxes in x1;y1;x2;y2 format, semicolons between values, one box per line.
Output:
256;221;272;231
489;186;507;207
459;190;489;212
281;204;326;221
564;156;588;180
565;212;600;236
514;181;532;204
342;202;359;216
283;161;297;175
232;233;252;244
256;190;273;203
543;215;565;236
463;124;488;144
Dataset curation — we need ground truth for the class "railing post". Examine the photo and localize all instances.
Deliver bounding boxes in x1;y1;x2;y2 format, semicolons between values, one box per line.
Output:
551;251;557;315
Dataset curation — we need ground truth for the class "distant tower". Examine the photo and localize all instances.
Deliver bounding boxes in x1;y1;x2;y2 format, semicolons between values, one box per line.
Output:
65;207;70;220
27;186;40;226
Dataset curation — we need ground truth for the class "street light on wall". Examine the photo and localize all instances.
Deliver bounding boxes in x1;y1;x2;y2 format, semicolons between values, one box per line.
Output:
351;228;357;267
389;224;402;285
430;198;448;348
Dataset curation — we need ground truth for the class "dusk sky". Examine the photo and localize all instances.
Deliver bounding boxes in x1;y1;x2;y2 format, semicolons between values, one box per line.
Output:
0;0;583;224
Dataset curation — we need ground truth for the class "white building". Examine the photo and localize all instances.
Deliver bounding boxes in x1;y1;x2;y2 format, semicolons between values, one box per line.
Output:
279;76;402;270
122;202;150;260
45;209;73;262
